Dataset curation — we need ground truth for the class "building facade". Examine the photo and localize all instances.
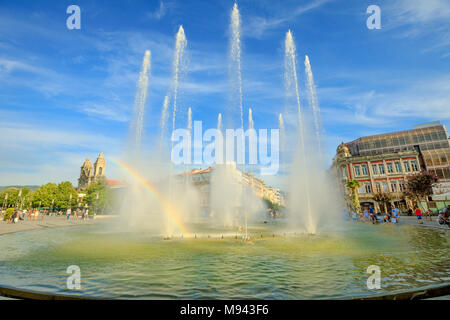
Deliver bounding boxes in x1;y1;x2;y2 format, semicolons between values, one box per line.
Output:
332;142;421;212
345;121;450;184
78;153;106;189
332;121;450;212
177;163;285;213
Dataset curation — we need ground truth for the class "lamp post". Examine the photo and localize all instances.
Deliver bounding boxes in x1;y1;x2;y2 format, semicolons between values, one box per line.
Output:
17;189;22;209
94;192;99;219
2;193;8;210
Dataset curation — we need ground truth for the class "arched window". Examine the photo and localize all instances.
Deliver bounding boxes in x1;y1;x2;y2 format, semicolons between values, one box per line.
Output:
99;167;103;175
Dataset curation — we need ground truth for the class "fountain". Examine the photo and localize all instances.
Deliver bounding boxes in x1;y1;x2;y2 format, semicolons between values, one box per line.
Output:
1;3;449;301
129;50;151;155
305;55;322;156
171;25;188;146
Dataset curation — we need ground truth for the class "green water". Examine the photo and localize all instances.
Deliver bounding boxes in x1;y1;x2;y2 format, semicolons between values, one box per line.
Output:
0;221;449;299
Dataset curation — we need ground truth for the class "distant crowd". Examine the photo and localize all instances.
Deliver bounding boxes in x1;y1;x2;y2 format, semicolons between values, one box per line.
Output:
349;204;450;228
1;207;94;223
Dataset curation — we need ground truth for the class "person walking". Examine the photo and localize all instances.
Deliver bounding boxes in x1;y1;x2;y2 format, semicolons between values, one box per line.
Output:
415;206;423;224
66;208;71;220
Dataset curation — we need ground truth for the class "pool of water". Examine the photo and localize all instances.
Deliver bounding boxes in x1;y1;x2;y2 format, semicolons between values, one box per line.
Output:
0;221;449;299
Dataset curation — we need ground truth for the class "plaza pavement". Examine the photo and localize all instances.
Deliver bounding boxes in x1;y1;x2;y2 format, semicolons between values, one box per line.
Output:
0;215;112;236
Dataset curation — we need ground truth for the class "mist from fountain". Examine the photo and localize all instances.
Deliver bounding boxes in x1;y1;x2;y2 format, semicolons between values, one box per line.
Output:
284;31;342;234
284;30;315;233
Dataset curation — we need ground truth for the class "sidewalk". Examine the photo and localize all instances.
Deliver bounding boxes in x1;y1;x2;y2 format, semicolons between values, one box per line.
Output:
0;215;109;236
397;215;450;230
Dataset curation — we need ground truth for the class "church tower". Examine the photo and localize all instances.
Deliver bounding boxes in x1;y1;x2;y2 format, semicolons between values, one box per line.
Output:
93;152;106;183
78;158;93;189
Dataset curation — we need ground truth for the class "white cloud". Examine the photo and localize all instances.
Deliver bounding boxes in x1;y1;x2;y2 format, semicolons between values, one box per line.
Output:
244;0;334;39
147;1;168;20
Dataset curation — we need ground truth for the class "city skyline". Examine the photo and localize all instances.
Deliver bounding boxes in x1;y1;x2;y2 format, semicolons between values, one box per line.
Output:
1;0;450;186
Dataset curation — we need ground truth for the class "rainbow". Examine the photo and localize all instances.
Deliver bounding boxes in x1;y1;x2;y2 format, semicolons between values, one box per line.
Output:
109;158;189;235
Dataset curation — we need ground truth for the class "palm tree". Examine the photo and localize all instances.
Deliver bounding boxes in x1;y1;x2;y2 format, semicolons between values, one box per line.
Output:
346;179;361;214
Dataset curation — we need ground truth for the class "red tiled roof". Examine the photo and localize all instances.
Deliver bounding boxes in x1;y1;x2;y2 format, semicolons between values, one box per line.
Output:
105;179;126;187
180;168;212;175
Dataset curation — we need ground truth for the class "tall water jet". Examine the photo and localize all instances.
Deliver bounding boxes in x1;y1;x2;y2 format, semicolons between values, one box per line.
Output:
159;94;170;154
187;107;192;138
248;108;254;130
278;113;285;134
171;25;188;140
230;3;244;131
217;113;222;133
284;30;315;234
305;55;322;157
129;50;151;155
160;95;170;141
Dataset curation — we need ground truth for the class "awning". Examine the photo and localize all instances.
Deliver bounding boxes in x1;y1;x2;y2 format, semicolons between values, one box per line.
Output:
432;192;450;201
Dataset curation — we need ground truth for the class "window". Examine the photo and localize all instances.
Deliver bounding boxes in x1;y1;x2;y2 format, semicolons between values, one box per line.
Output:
395;162;402;172
391;181;398;192
399;180;405;192
403;161;410;172
387;163;394;173
372;164;378;175
375;182;381;193
379;164;385;174
362;165;368;175
411;160;419;171
358;186;364;194
382;182;389;192
365;183;372;194
354;166;361;176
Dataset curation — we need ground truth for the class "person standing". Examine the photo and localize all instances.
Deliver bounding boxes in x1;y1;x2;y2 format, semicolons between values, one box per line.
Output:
392;206;400;224
415;206;423;224
66;208;71;220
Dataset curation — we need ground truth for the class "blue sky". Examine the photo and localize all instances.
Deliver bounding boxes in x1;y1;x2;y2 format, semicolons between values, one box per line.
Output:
1;0;449;186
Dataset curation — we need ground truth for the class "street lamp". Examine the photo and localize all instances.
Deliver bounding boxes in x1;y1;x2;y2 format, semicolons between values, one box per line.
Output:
2;193;8;210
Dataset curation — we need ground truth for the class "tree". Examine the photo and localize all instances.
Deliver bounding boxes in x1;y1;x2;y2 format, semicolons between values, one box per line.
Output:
406;171;438;211
55;181;77;210
263;198;283;212
32;183;58;208
372;192;391;213
346;179;361;213
85;177;114;214
0;187;33;209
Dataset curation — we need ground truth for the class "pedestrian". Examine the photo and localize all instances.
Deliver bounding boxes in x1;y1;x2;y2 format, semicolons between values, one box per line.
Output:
415;206;423;224
391;206;400;224
425;208;433;221
66;208;71;220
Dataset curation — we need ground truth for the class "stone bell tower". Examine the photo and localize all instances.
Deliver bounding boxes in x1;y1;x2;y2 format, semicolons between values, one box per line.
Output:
78;158;93;189
93;152;106;183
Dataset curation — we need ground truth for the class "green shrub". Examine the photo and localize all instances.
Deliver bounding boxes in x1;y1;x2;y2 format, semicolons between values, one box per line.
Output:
3;208;14;221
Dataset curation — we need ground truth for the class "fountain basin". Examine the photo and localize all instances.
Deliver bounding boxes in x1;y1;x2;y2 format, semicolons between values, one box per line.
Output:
0;221;448;299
